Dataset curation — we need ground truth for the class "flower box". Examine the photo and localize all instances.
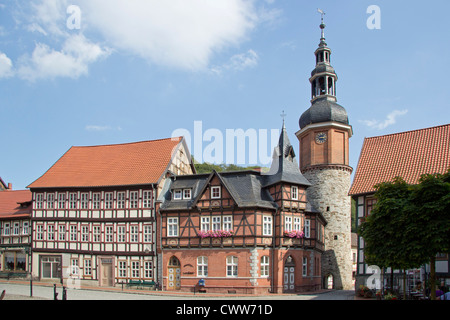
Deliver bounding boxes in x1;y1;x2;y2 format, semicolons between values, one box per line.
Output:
283;230;304;239
198;230;234;238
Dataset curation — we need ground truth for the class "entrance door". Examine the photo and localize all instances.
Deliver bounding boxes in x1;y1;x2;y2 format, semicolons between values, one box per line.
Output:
283;256;295;293
100;258;114;287
167;256;181;290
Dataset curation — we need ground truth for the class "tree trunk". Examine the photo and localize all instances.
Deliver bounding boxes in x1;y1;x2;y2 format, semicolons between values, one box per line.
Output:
430;256;436;300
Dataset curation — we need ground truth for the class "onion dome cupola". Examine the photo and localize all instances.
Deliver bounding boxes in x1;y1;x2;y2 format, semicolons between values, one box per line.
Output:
299;15;349;130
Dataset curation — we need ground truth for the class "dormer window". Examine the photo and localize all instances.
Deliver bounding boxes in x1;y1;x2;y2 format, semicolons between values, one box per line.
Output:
211;186;221;199
173;188;192;200
173;189;182;200
183;189;191;200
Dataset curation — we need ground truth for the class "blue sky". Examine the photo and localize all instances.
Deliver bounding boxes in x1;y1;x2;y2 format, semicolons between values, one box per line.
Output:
1;0;449;190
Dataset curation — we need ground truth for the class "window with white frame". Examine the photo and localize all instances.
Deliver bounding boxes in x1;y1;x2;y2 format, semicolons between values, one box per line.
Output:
263;216;272;236
118;261;127;278
291;186;298;200
35;194;44;209
144;261;153;278
13;223;19;235
80;193;89;209
143;225;152;242
173;189;182;200
84;259;92;276
105;192;113;209
47;225;55;240
130;225;139;242
183;189;191;200
130;191;139;208
302;257;308;276
211;186;221;199
117;192;125;209
47;193;55;209
304;219;311;238
2;223;10;236
117;225;126;242
92;193;101;209
285;216;292;232
36;225;43;240
131;261;140;278
93;225;101;242
105;225;113;242
70;225;77;241
197;256;208;277
223;216;232;231
70;259;79;276
58;193;66;209
201;217;210;232
261;256;269;277
167;218;178;237
81;226;89;242
226;256;238;277
58;224;66;241
294;217;301;231
22;222;29;235
143;191;152;208
212;216;221;231
69;193;77;209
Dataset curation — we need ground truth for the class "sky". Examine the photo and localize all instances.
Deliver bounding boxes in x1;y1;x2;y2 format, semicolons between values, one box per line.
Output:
0;0;449;190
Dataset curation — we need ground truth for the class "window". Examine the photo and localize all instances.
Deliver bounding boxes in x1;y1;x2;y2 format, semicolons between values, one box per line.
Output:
212;216;221;231
13;223;19;235
226;256;238;277
131;261;140;278
92;193;101;209
294;217;301;231
93;226;101;242
130;225;139;242
70;259;79;276
211;186;221;199
144;261;153;278
143;191;152;208
130;191;138;208
168;218;178;237
70;225;77;241
285;216;292;232
223;216;232;231
81;226;89;242
58;193;66;209
302;257;308;276
118;261;127;278
22;222;29;235
261;256;269;277
41;256;61;279
47;193;55;209
183;189;191;200
366;199;377;217
291;186;298;200
80;193;89;209
47;225;55;241
304;219;311;238
143;225;152;243
36;224;43;240
3;223;10;236
105;226;113;242
105;193;113;209
35;193;44;209
84;259;92;276
263;216;272;236
201;217;210;232
69;193;77;209
173;189;182;200
117;192;125;209
58;225;66;241
197;256;208;277
117;225;126;242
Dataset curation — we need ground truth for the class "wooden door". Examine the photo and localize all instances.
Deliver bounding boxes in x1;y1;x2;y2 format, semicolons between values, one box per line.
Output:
283;256;295;293
100;259;114;287
167;256;181;290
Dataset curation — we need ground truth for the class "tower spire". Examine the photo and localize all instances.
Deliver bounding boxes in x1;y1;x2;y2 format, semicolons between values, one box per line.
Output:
318;8;326;43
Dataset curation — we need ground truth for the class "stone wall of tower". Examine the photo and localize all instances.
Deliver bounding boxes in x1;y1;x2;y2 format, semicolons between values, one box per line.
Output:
303;167;353;290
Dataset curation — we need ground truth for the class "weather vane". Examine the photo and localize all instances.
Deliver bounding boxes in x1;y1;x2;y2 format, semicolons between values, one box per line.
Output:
281;110;287;126
317;8;326;40
317;8;325;23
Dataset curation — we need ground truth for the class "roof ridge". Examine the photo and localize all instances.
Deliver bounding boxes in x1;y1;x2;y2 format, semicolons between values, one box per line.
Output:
72;136;183;149
363;123;449;140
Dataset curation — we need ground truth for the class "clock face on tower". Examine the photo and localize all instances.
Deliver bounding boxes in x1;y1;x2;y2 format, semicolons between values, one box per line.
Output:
315;132;327;144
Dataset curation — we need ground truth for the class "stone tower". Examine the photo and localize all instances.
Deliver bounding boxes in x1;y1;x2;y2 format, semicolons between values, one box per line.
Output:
295;14;353;290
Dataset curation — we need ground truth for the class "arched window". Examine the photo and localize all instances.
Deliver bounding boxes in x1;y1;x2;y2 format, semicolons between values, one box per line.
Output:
169;256;180;267
226;256;238;277
328;77;334;95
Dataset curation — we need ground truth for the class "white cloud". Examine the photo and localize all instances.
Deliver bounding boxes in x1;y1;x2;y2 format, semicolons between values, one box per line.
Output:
79;0;269;71
0;52;14;78
359;109;408;130
17;34;110;81
211;49;259;75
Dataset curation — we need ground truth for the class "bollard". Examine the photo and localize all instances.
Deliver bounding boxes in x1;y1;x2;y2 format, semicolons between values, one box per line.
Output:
62;286;67;300
53;284;58;300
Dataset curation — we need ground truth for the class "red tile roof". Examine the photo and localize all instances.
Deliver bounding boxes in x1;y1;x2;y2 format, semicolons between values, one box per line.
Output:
28;137;183;188
349;124;450;195
0;190;32;219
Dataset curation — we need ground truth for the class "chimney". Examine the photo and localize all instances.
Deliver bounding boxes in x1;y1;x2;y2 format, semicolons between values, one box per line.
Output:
7;183;12;190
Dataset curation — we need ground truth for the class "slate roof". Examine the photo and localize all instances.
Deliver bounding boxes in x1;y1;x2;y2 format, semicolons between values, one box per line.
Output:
28;137;185;189
0;190;32;219
299;97;349;130
349;124;450;195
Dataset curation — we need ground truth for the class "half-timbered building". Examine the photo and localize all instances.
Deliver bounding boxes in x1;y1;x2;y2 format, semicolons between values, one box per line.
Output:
157;126;327;294
0;185;32;277
349;123;450;292
27;137;194;287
